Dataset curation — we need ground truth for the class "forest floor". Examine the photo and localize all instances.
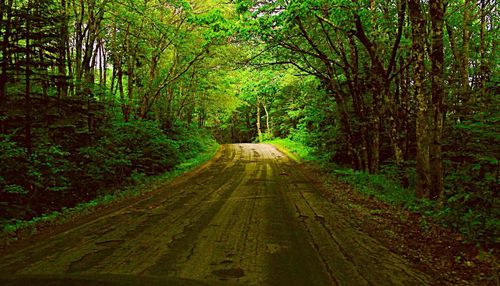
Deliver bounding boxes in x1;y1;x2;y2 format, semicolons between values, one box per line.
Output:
0;144;496;285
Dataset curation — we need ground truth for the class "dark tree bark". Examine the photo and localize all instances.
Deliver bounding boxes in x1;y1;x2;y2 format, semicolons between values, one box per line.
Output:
58;0;68;98
409;0;431;198
0;0;12;109
429;0;446;200
0;0;11;134
25;2;33;154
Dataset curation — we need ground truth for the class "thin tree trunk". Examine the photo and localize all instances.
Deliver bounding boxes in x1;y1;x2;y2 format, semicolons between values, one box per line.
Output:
66;25;74;97
371;114;380;173
478;0;487;97
117;66;128;122
461;0;471;94
58;0;68;98
256;96;263;143
74;0;84;89
327;81;360;170
25;1;32;154
263;99;271;137
110;65;116;94
127;56;135;118
399;56;411;161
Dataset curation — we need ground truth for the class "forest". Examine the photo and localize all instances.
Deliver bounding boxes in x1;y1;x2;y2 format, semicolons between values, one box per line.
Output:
0;0;498;258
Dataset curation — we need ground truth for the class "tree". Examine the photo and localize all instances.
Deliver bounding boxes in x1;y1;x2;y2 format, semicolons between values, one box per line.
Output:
408;0;431;198
429;0;445;200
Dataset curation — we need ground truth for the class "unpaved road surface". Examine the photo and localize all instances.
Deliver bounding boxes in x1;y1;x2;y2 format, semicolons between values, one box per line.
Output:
0;144;429;286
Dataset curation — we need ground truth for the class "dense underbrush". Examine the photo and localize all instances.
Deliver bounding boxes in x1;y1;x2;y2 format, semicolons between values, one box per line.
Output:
0;120;218;229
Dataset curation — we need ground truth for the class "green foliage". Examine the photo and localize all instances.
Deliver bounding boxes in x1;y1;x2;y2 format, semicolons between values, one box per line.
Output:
168;121;216;162
75;120;217;193
275;134;499;244
266;138;314;162
439;95;500;243
1;138;219;242
0;135;28;192
0;117;218;223
0;136;76;218
338;161;499;243
30;145;73;192
174;134;219;172
335;169;418;207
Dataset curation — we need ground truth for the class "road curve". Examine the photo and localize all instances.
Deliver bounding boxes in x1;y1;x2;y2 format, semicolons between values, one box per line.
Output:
0;144;429;286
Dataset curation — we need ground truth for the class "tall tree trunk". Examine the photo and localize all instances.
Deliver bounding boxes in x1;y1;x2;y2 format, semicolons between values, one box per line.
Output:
0;0;12;134
256;96;263;143
263;99;271;137
0;0;10;105
74;0;84;92
246;112;251;141
110;65;116;95
370;112;381;173
429;0;445;200
409;0;431;198
127;54;135;118
399;56;411;161
25;1;32;154
58;0;68;98
353;12;405;170
369;71;382;173
461;0;471;95
117;66;128;122
345;38;370;172
333;89;360;170
66;25;74;97
478;0;488;97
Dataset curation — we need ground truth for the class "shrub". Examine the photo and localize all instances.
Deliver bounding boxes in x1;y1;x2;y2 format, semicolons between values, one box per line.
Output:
334;169;417;207
76;120;180;192
1;114;218;228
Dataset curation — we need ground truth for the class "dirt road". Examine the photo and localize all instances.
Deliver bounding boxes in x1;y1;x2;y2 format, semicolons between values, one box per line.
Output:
0;144;429;285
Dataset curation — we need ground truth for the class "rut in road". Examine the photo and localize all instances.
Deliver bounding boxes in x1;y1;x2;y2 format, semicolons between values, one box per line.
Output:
0;144;430;286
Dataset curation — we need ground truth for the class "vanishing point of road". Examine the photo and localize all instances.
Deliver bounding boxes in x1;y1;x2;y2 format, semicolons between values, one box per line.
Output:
0;144;429;286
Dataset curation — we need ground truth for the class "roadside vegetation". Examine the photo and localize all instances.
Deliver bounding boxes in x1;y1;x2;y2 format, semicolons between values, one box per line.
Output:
1;123;218;242
270;135;498;245
265;131;499;244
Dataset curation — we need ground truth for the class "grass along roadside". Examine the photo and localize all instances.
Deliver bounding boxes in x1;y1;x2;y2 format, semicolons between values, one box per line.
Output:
268;138;420;209
0;141;220;247
265;138;314;163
